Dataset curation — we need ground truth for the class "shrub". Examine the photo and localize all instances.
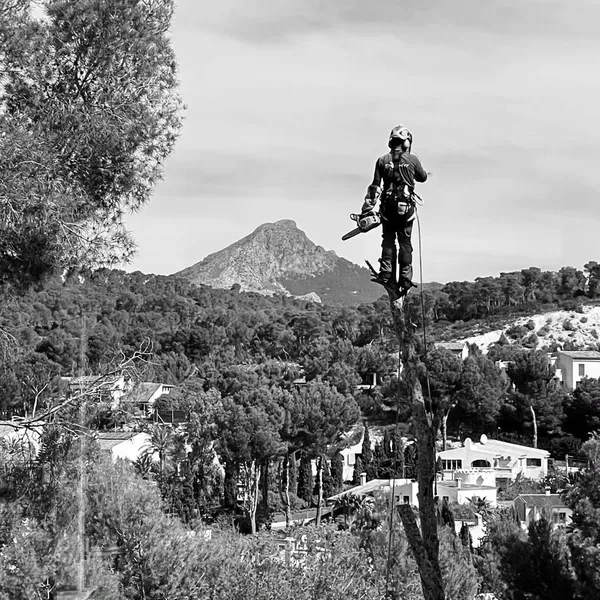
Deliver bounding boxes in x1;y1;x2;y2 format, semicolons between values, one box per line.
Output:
522;332;539;348
506;324;529;340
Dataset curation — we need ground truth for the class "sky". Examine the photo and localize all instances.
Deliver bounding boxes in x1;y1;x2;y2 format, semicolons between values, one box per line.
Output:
124;0;600;284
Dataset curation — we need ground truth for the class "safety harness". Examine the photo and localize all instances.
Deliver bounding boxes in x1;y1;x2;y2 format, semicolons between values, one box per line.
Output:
382;148;417;220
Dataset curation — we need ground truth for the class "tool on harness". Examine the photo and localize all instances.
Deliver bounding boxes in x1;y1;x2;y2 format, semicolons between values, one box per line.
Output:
341;211;381;241
381;155;422;221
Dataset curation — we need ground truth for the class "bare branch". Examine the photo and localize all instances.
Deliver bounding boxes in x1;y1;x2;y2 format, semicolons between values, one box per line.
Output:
0;349;151;431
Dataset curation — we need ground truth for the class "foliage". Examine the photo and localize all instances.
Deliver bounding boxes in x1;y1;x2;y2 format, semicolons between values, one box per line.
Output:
0;0;184;284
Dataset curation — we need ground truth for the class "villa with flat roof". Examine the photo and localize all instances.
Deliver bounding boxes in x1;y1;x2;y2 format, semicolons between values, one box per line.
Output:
555;350;600;391
437;434;550;488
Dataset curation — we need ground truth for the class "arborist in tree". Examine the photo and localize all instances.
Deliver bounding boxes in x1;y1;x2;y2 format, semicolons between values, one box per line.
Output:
361;125;428;293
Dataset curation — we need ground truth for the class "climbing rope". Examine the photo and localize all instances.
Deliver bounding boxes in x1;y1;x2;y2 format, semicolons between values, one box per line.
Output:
416;210;434;413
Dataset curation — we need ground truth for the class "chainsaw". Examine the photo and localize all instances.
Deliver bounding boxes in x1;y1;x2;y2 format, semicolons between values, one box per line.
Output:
341;211;381;241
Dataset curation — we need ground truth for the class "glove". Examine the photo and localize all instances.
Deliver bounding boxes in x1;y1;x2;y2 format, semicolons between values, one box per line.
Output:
362;185;381;214
361;201;376;215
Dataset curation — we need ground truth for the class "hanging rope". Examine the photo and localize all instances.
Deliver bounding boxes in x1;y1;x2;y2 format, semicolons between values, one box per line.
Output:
416;210;434;414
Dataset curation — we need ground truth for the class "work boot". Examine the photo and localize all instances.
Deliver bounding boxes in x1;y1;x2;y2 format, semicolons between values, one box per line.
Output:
372;270;392;285
398;278;417;295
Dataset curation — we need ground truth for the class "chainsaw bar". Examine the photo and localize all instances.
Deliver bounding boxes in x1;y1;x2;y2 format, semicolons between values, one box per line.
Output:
341;227;362;241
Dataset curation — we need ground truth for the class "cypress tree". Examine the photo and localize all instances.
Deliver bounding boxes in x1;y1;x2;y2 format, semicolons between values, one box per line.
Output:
289;452;298;496
297;452;314;505
223;460;237;510
373;441;384;479
441;497;455;533
330;451;344;494
404;443;417;479
322;458;335;500
459;522;472;552
353;455;364;485
361;423;374;480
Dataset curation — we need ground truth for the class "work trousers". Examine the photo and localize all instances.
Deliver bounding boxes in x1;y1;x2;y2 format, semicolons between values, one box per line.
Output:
380;206;414;285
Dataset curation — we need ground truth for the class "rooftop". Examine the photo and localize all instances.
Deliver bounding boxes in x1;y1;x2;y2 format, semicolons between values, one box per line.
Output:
124;382;163;404
438;434;550;458
95;431;144;453
559;350;600;360
436;341;466;351
516;494;567;509
327;478;414;501
438;481;497;491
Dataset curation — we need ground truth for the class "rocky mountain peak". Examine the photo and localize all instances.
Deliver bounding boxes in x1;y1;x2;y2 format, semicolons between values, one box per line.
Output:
174;221;381;305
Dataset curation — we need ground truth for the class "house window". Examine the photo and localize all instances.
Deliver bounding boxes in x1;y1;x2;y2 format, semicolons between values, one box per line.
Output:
558;512;566;522
442;459;462;470
526;458;542;467
442;496;449;502
579;364;585;377
403;496;410;504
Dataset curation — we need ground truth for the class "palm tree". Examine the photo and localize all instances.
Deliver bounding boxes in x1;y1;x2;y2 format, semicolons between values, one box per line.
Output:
467;496;494;523
148;425;174;483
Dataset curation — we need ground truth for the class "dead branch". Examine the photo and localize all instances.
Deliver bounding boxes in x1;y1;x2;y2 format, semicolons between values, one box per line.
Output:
0;348;151;431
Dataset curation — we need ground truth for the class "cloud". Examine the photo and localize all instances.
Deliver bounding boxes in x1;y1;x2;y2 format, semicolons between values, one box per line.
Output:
189;0;600;44
124;1;600;282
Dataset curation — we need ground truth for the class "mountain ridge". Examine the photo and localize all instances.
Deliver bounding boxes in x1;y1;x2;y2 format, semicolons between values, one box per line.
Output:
174;220;384;306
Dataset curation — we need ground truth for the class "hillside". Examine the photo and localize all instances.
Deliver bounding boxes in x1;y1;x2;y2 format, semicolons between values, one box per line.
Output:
451;305;600;353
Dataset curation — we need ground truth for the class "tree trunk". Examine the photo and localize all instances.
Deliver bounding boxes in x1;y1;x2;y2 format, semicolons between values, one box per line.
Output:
441;410;449;452
530;404;538;449
246;460;261;535
278;452;292;528
315;454;324;526
398;504;445;600
261;458;269;516
381;284;445;600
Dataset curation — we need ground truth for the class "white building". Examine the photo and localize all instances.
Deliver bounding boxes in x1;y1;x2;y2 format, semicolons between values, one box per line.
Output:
555;350;600;391
513;492;573;529
96;431;151;463
435;341;469;361
437;435;550;488
327;475;496;509
438;479;497;507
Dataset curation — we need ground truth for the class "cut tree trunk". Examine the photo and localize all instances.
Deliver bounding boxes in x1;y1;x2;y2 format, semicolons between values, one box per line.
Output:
378;281;445;600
